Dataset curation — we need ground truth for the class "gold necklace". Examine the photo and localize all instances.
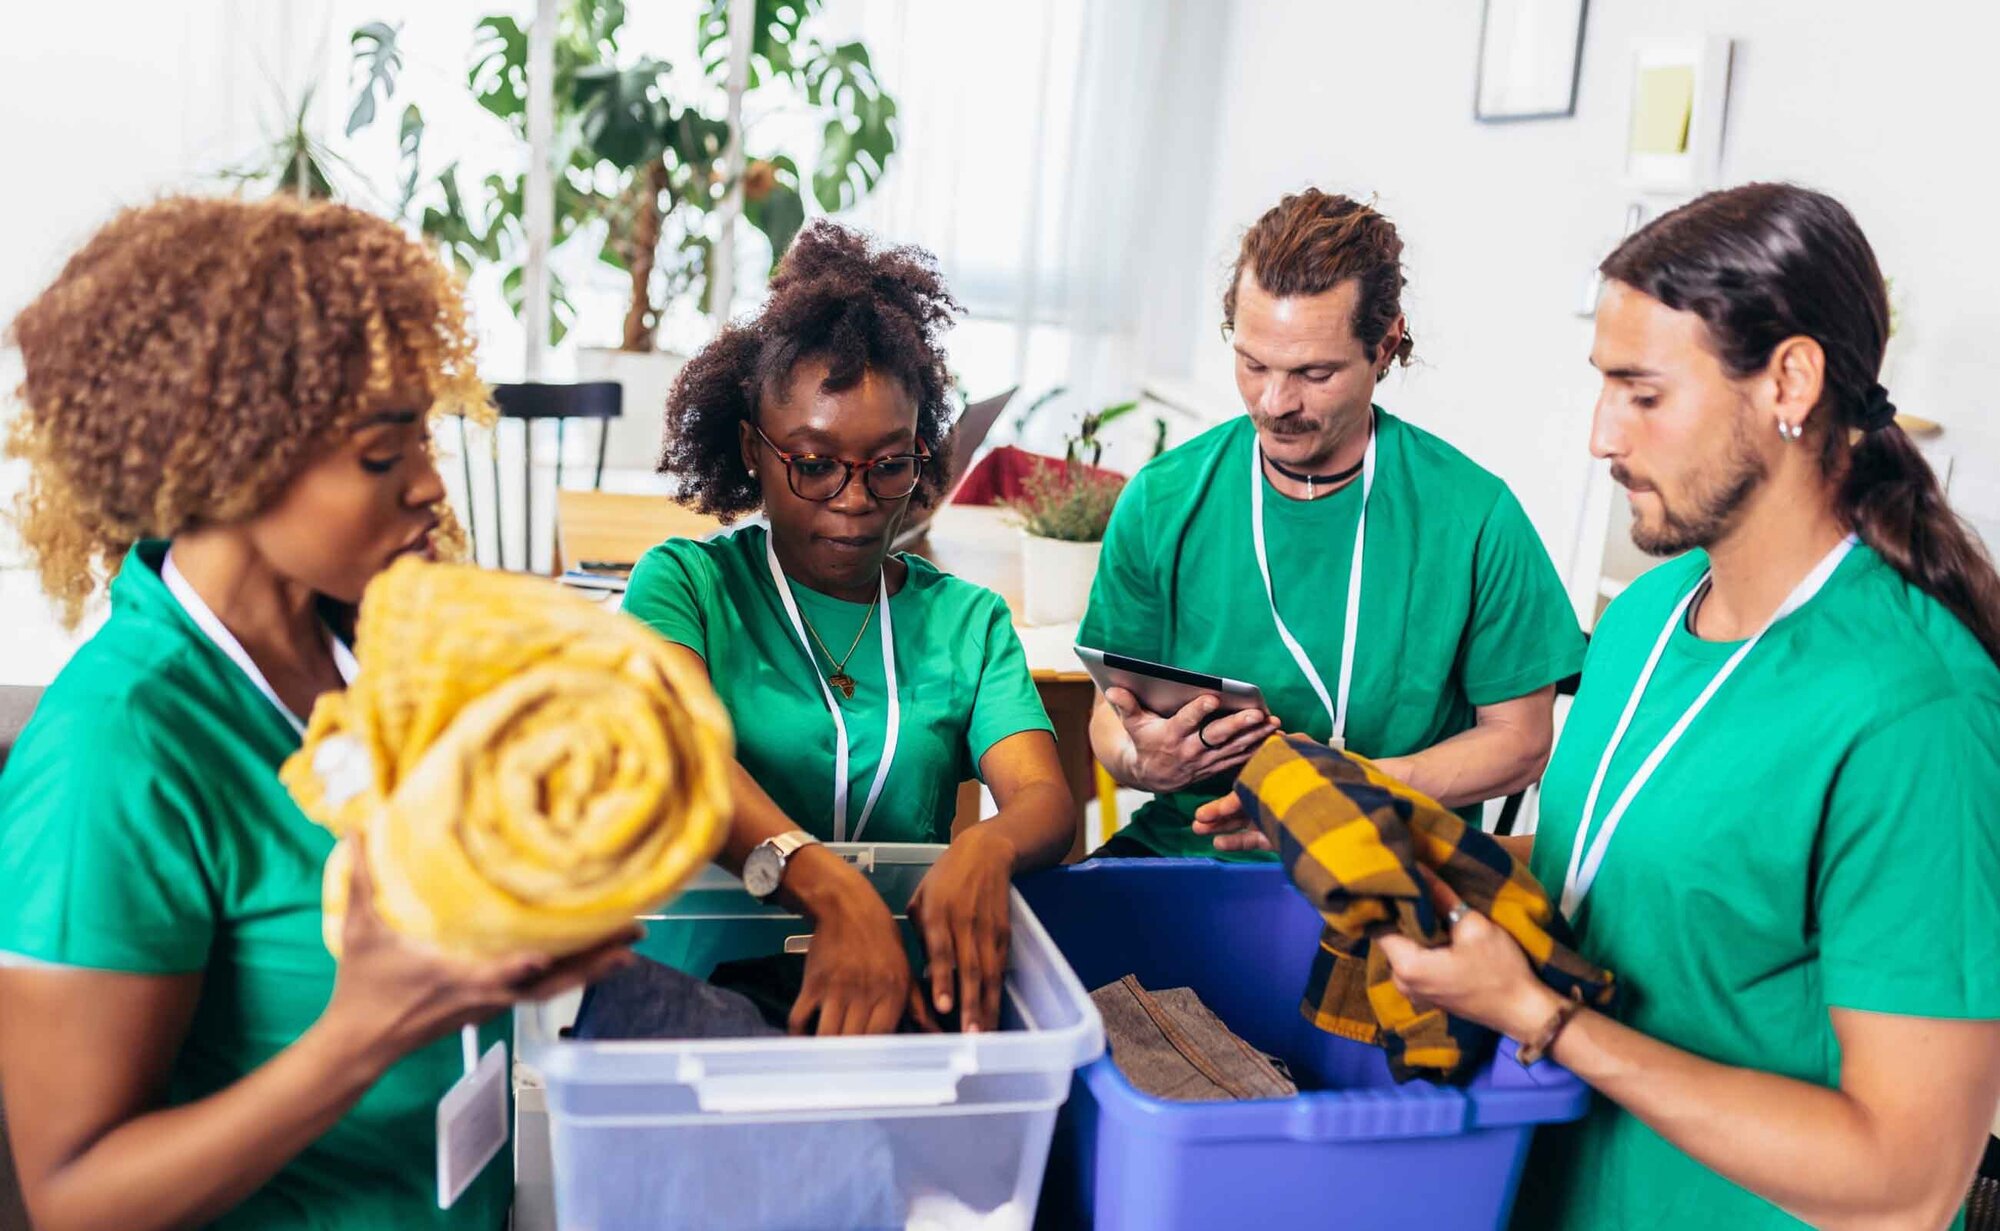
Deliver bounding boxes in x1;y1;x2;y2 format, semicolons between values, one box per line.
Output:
800;603;876;700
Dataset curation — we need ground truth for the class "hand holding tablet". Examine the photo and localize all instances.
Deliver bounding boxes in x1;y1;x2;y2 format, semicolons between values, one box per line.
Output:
1078;647;1282;793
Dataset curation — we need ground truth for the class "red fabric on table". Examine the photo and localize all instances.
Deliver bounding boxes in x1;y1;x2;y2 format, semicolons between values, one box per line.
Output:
951;445;1126;506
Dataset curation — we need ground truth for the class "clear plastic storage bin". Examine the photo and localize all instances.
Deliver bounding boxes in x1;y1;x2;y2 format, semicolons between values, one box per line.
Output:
516;844;1104;1231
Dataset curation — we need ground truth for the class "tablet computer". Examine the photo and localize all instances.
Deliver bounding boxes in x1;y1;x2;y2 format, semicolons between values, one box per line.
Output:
1074;646;1268;719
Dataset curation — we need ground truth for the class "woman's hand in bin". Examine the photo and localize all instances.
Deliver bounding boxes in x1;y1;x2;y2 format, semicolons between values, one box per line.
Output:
315;836;641;1077
792;847;919;1036
909;824;1018;1032
1191;792;1275;853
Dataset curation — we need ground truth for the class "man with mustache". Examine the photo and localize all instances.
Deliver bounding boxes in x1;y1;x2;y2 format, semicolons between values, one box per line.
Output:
1081;189;1584;857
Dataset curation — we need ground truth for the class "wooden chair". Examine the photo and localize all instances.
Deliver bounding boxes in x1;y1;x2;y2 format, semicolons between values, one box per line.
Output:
458;382;623;572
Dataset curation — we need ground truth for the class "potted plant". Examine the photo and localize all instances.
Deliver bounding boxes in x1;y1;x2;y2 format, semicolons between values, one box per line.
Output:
1008;402;1135;626
347;0;900;466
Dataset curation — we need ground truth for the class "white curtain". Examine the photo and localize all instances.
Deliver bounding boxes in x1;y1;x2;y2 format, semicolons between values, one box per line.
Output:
844;0;1235;470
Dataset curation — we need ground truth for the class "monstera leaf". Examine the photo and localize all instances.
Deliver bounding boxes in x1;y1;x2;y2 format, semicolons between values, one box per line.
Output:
805;42;897;210
697;0;822;86
347;22;404;137
742;155;806;269
572;59;674;169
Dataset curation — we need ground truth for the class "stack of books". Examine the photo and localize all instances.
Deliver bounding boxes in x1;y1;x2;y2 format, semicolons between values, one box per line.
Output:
558;561;632;595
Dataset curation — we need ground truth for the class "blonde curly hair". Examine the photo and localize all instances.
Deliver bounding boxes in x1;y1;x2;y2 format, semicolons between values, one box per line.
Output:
6;194;492;627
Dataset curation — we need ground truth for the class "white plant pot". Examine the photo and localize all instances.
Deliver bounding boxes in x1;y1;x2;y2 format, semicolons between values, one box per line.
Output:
1019;531;1102;627
576;347;688;477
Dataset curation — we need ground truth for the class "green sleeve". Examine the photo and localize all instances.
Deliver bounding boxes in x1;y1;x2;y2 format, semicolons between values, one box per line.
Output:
1818;694;2000;1017
1078;468;1163;660
966;596;1056;775
620;538;718;658
1457;486;1586;705
0;704;214;973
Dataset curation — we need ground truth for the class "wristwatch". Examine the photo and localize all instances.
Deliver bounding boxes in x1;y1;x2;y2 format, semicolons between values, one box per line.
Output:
744;831;821;902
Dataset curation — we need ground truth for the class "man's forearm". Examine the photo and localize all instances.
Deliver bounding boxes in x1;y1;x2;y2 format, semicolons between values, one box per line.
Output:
1375;720;1545;809
1089;694;1146;789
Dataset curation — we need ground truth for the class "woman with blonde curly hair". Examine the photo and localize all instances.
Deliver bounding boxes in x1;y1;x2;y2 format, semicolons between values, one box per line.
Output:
0;195;634;1231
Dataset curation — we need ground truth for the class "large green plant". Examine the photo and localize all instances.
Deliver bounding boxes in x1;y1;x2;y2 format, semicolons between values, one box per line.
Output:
351;0;898;350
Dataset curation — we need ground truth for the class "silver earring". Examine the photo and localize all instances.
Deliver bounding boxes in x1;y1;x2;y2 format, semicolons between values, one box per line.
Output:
1777;420;1803;442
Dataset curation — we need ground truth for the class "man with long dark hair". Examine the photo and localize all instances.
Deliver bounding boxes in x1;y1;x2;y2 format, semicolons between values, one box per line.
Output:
1374;182;2000;1228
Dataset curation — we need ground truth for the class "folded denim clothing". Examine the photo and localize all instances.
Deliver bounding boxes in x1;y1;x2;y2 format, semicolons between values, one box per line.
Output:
1092;975;1297;1102
1233;734;1618;1084
709;952;963;1035
569;955;780;1040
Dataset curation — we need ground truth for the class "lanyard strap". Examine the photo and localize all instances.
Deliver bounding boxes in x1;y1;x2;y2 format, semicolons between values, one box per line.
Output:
764;532;900;843
1250;414;1376;749
162;551;357;737
1560;534;1857;916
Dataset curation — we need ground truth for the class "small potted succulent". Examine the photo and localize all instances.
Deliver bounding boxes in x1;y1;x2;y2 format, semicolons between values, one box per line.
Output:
1008;402;1133;626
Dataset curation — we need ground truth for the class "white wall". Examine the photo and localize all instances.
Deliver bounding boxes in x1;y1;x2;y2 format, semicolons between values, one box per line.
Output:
0;1;528;681
1188;0;2000;578
0;2;303;680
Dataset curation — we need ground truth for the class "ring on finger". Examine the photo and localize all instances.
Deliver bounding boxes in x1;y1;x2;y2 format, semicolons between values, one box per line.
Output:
1444;903;1471;930
1196;722;1224;751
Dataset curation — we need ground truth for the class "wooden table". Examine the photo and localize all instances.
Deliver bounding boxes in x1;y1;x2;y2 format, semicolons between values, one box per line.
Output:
555;490;1106;856
910;505;1101;860
554;490;721;572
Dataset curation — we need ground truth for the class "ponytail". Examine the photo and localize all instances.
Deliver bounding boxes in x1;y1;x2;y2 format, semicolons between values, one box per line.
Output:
1838;419;2000;662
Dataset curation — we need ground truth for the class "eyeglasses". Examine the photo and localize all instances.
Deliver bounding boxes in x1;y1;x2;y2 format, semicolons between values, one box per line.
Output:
750;423;929;503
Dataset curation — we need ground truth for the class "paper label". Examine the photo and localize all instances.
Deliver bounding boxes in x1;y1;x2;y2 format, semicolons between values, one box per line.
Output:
437;1038;509;1209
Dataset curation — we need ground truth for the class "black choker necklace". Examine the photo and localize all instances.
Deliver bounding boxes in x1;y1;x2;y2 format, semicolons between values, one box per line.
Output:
1265;452;1364;499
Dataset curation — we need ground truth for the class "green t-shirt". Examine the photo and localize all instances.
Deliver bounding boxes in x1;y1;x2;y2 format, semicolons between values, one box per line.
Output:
1518;544;2000;1230
0;542;509;1230
1078;410;1584;858
622;523;1054;844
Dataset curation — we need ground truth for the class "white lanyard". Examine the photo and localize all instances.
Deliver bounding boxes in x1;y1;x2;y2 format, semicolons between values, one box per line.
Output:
1251;414;1376;749
763;532;900;843
1560;534;1857;916
162;551;357;737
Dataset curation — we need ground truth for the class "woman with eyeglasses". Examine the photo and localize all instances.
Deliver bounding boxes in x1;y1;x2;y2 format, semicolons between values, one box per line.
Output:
620;222;1074;1035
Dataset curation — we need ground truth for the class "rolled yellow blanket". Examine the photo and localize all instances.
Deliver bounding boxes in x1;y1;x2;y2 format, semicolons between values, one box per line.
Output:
281;557;734;960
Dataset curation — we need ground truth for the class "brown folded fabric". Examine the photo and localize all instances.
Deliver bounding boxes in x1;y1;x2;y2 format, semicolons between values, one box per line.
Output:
1091;975;1297;1102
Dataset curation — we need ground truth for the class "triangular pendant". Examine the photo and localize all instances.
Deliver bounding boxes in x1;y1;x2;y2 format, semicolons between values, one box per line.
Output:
829;673;856;700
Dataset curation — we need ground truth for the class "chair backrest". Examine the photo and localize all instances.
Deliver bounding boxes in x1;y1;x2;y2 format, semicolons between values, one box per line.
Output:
491;381;623;421
0;687;42;1227
461;383;627;573
0;685;44;774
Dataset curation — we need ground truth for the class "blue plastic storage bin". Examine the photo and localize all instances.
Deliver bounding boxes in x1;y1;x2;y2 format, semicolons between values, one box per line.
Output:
1017;859;1589;1230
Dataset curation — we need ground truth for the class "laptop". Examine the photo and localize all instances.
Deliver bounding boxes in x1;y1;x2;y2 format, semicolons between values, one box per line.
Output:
893;386;1017;549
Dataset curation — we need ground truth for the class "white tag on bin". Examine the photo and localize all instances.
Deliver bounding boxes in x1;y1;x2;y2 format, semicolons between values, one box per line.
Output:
437;1026;508;1209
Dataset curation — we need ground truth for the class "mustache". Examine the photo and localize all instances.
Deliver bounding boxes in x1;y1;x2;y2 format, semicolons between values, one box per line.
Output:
1609;463;1655;493
1255;412;1321;436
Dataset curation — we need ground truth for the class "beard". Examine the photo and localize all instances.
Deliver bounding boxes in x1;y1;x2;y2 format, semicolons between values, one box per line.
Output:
1616;409;1767;557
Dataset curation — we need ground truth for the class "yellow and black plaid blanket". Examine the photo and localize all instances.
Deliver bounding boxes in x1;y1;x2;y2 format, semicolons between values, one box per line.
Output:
1234;734;1617;1083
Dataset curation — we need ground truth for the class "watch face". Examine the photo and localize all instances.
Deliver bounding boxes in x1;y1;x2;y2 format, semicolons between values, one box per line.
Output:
744;845;781;899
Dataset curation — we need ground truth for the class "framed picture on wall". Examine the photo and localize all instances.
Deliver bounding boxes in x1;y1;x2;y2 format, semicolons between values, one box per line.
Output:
1473;0;1589;123
1623;37;1735;192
